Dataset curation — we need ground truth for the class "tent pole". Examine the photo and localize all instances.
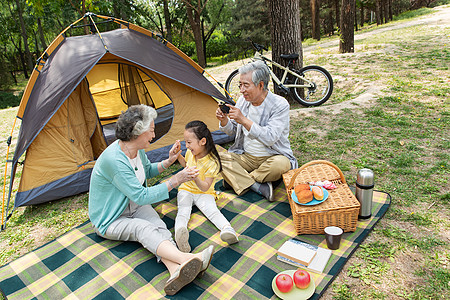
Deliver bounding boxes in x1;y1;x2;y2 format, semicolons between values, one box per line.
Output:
3;167;16;231
1;117;17;230
33;15;86;71
86;13;108;51
202;69;235;103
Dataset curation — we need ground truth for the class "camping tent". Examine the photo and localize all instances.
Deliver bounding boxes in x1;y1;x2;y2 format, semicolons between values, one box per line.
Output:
2;13;233;225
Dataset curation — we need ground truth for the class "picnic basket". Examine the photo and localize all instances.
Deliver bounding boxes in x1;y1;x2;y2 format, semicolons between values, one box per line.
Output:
282;160;360;235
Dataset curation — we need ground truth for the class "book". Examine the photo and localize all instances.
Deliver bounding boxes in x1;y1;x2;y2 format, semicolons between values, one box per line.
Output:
277;239;332;273
277;239;317;266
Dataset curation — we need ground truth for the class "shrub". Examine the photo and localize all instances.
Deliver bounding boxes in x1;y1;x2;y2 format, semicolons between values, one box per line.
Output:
0;91;22;109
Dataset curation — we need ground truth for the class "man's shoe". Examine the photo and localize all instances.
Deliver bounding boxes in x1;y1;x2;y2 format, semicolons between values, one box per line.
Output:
198;245;215;277
259;182;274;202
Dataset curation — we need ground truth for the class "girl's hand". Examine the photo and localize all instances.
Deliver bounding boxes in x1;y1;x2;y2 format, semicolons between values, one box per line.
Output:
168;140;181;163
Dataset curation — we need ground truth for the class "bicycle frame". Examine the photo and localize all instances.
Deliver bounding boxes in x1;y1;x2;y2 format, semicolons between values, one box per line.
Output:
225;39;333;106
252;52;314;89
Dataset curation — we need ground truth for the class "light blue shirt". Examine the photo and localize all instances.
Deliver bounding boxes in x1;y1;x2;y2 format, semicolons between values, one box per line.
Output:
220;91;298;169
89;140;169;234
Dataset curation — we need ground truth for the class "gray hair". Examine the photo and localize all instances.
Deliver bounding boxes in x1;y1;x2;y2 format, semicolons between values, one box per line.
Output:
238;60;270;90
115;105;157;141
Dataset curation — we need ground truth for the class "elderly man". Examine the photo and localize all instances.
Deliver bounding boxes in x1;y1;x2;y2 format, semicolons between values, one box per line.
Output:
216;61;298;201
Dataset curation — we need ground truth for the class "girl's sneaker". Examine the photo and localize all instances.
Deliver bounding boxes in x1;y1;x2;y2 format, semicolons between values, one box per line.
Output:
220;226;239;245
175;227;191;253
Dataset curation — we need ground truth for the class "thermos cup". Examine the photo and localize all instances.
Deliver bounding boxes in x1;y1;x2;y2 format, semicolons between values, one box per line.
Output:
356;168;374;219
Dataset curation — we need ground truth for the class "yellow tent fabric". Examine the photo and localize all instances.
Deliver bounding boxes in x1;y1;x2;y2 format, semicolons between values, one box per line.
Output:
19;80;107;192
87;63;172;125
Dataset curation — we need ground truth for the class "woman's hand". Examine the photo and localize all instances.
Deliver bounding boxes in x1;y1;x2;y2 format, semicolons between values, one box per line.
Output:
172;166;199;186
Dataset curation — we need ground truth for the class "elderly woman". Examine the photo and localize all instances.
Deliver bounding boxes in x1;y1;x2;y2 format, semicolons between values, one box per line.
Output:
89;105;213;296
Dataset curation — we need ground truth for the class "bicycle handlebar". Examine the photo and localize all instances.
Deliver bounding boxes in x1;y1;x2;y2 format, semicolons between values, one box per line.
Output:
246;37;268;52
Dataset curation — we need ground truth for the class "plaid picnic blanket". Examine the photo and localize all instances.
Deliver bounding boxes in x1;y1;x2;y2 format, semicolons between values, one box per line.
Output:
0;181;390;299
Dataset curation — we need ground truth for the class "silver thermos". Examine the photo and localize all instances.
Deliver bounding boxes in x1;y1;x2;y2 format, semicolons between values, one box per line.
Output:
356;168;374;219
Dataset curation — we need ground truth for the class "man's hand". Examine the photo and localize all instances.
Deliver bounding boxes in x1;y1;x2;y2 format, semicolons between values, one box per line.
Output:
216;106;229;126
227;105;244;123
227;105;253;131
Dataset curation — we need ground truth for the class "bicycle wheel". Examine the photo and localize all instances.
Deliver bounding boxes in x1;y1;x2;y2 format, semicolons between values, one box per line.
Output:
291;65;333;106
224;69;240;101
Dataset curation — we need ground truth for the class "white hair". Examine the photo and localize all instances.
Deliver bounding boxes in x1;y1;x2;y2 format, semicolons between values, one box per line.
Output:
238;60;270;90
115;105;157;141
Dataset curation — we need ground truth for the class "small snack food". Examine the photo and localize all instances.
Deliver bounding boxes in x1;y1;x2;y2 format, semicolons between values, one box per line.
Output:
311;186;324;200
308;180;337;190
295;184;310;194
297;189;313;204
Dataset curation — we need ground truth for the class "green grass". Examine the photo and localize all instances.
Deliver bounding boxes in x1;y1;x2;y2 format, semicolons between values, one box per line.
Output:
393;7;435;21
287;6;450;298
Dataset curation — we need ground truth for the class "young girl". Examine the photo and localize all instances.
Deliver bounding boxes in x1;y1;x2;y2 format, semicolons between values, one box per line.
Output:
173;120;239;252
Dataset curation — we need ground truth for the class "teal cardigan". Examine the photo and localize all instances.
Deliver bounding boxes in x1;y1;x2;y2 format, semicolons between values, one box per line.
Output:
89;140;169;235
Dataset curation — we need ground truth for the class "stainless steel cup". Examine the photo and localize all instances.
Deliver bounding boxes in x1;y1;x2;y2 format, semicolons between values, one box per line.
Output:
356;168;374;219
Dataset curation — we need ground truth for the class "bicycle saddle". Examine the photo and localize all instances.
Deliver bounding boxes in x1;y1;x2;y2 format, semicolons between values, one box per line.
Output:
280;53;299;60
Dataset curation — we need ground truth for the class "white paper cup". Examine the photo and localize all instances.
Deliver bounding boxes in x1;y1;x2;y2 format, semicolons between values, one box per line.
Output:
324;226;343;250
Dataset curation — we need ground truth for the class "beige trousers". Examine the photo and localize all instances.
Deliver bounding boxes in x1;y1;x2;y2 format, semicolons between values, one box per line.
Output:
219;152;291;195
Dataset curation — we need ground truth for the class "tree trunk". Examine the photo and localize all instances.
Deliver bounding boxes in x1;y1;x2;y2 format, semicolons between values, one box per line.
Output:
328;0;334;35
354;0;358;31
383;0;389;23
15;0;33;72
388;0;393;21
266;0;303;97
375;0;381;25
183;0;207;67
360;4;365;27
69;0;89;34
33;29;40;58
202;20;207;60
163;0;173;43
339;0;354;53
311;0;320;40
14;38;29;79
10;71;18;84
37;17;47;51
334;0;340;29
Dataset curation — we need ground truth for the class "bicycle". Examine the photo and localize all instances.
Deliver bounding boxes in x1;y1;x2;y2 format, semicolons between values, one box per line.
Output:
224;39;333;107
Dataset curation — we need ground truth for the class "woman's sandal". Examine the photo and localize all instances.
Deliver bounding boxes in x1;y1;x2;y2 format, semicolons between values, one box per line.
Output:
164;257;202;295
198;245;214;278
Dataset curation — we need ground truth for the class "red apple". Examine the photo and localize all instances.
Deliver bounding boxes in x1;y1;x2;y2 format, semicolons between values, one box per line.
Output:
293;269;311;289
275;274;294;293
